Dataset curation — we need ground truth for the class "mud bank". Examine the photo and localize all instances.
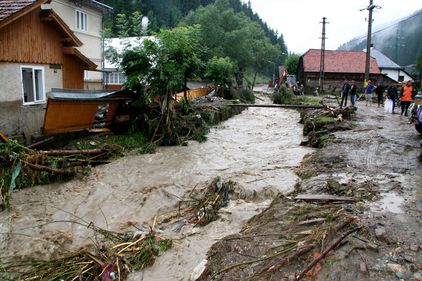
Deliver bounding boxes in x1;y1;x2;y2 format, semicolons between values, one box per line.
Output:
197;101;422;281
0;95;313;280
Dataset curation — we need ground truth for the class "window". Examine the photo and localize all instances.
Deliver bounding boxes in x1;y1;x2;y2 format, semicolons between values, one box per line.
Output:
76;10;88;31
84;70;90;80
398;75;404;82
21;66;45;104
107;71;126;84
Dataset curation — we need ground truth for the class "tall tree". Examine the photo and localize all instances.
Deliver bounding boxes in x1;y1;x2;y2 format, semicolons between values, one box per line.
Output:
121;26;203;142
284;53;300;75
183;1;280;88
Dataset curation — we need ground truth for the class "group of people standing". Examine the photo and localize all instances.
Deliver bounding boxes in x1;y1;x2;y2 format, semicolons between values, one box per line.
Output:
340;79;414;116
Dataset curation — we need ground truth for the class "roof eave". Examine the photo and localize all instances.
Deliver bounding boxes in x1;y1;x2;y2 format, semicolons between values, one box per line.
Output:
63;47;97;70
0;0;51;29
82;0;113;14
40;9;82;47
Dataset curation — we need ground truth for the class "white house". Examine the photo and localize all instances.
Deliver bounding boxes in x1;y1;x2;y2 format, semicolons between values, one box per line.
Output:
368;47;415;83
42;0;112;89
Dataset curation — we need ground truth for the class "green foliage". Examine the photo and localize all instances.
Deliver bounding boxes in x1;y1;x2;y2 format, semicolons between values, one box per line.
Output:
232;88;255;103
183;2;281;88
205;56;234;87
284;53;300;75
272;85;294;104
116;13;129;37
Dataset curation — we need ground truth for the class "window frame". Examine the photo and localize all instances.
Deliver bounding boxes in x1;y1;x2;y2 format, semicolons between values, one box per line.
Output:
107;71;126;85
20;65;46;105
75;10;88;32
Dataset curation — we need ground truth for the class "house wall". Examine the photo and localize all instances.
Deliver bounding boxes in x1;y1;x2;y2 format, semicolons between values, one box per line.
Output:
43;0;104;88
302;72;384;94
0;63;63;142
0;9;64;64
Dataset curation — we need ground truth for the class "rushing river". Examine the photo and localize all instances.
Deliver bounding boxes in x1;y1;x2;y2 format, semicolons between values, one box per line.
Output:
0;96;313;280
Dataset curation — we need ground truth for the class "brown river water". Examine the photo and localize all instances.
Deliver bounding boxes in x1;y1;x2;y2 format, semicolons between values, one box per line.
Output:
0;96;313;280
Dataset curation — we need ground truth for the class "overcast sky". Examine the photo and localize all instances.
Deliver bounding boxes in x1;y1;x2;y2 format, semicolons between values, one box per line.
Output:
244;0;421;54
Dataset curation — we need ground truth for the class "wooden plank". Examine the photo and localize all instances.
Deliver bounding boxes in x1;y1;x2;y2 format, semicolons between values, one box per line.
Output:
294;194;356;203
0;131;8;143
229;104;324;109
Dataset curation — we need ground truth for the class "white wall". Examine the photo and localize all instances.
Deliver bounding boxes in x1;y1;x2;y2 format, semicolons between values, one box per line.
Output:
381;68;414;83
43;0;104;85
0;63;63;141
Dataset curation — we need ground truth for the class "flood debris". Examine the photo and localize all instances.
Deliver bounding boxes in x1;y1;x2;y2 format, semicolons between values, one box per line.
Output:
294;194;356;203
159;177;234;229
0;139;117;211
0;223;172;280
195;195;369;281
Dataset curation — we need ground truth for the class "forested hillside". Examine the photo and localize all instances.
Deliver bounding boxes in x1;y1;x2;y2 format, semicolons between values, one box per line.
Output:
338;10;422;67
98;0;286;52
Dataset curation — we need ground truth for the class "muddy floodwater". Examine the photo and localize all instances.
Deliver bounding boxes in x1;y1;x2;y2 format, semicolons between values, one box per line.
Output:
0;97;313;280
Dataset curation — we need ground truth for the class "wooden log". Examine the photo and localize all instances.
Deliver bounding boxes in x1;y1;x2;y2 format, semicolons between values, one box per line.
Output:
229;104;324;109
294;194;356;203
294;227;362;281
0;131;8;143
40;149;105;156
27;137;55;149
23;161;72;175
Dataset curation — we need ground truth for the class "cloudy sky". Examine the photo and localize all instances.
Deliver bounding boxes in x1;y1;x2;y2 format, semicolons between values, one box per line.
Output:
244;0;421;54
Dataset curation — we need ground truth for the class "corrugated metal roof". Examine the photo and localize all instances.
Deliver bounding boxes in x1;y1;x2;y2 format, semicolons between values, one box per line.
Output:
0;0;37;21
302;49;380;74
47;88;131;100
369;47;401;69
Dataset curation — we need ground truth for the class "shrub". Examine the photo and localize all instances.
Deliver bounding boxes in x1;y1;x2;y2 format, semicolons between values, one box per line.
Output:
272;85;294;104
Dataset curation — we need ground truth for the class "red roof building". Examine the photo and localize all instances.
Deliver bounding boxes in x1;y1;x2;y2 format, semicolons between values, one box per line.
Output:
297;49;389;93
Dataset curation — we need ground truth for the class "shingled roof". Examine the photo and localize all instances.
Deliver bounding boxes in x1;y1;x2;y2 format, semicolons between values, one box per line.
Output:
0;0;50;28
302;49;380;74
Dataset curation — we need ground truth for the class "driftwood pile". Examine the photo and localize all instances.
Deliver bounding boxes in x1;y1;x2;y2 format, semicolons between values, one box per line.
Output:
0;139;116;210
0;223;171;280
197;195;370;281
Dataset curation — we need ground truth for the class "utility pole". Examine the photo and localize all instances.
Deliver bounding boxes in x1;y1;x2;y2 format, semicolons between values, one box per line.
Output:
361;0;381;86
319;17;328;94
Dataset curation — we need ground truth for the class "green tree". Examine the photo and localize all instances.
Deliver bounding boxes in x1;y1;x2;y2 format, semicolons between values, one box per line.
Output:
183;1;281;88
206;56;235;94
115;13;129;37
130;11;143;36
284;53;300;76
121;26;203;142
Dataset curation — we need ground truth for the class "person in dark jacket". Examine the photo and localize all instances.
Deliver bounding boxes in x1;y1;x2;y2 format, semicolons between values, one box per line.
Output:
340;79;351;108
349;80;357;107
387;84;397;113
375;81;385;107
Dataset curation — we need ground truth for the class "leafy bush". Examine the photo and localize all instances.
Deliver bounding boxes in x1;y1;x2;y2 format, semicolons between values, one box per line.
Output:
272;85;294;104
232;88;255;103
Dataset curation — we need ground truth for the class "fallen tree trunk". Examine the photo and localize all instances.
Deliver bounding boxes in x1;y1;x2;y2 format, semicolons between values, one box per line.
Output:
229;104;324;109
40;149;105;156
294;226;362;281
23;161;72;175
